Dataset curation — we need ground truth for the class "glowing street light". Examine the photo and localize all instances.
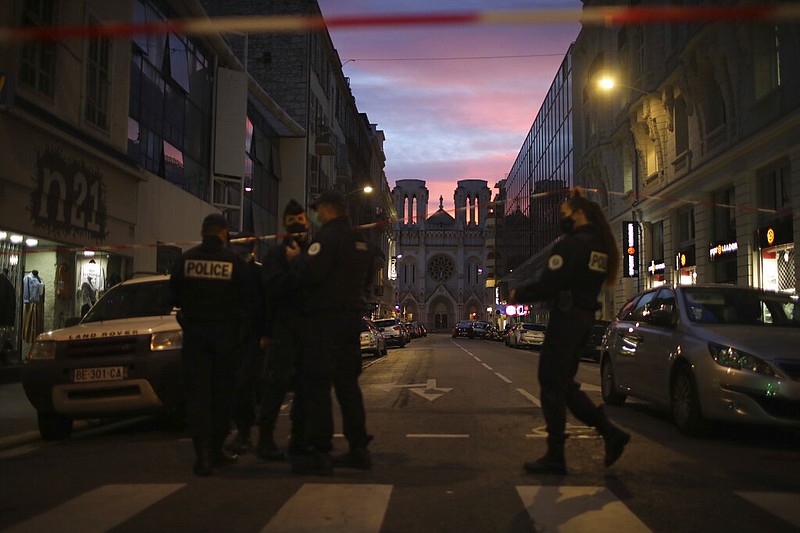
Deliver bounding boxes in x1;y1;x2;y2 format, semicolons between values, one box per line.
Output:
597;77;650;96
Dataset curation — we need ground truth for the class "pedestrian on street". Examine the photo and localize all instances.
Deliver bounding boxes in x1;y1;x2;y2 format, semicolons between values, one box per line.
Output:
255;200;310;461
227;232;268;455
170;213;256;476
509;187;630;475
286;190;375;475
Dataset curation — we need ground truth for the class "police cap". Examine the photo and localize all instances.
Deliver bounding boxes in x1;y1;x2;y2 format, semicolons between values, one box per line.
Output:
310;190;345;210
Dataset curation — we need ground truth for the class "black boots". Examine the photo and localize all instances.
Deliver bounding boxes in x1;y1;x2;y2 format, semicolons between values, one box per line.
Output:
291;449;334;476
594;408;631;467
523;440;567;475
331;447;372;470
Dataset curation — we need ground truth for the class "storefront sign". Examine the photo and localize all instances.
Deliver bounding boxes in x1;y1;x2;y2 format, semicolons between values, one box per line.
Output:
675;246;696;270
708;241;738;260
647;259;666;275
29;147;108;241
622;221;639;278
757;218;793;248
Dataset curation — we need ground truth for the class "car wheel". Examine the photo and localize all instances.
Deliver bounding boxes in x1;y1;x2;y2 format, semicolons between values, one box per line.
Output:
671;367;709;437
37;411;73;440
381;345;387;356
373;345;382;358
600;357;627;406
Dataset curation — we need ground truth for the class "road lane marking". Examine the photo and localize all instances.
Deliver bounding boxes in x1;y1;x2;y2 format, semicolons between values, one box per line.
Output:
481;363;494;371
495;372;512;383
516;388;542;407
736;491;800;528
5;484;185;533
406;434;470;438
261;484;392;533
516;486;652;532
375;379;453;401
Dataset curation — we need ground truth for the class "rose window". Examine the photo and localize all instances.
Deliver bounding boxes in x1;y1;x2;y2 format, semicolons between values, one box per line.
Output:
428;255;454;282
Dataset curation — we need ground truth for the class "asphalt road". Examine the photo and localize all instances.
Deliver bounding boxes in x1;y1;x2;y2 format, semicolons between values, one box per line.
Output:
1;333;799;532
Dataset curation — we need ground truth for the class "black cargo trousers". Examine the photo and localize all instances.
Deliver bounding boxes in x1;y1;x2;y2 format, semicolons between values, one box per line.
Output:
300;310;369;453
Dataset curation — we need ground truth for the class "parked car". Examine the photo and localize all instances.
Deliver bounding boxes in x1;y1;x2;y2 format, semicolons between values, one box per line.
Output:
471;321;490;339
22;275;183;440
360;319;387;358
452;321;474;338
581;320;610;362
513;323;547;349
600;285;800;436
373;318;407;348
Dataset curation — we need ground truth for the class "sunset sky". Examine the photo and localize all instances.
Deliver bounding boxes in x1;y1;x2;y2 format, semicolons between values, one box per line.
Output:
316;0;583;216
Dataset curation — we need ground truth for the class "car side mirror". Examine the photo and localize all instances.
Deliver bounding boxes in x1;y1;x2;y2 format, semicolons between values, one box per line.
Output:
647;309;676;328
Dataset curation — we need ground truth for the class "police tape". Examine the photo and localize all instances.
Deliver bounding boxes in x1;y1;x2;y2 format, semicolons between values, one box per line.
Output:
2;5;800;43
12;185;785;256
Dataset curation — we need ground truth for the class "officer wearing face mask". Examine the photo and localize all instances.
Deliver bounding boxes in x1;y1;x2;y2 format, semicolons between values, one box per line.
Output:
255;200;310;461
509;188;630;476
170;213;255;476
285;190;374;475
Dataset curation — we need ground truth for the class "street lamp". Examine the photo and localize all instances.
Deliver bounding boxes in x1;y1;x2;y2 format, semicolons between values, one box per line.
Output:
597;77;650;96
345;185;374;198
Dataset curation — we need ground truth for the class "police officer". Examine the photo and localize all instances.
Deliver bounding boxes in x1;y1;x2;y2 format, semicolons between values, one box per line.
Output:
286;190;374;475
255;200;309;461
170;213;255;476
509;188;630;475
227;232;267;455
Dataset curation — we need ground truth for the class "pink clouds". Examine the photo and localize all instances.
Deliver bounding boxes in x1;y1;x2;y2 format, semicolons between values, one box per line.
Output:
318;1;582;213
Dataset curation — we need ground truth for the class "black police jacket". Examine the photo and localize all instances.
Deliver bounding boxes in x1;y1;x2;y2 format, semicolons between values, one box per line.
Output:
261;237;307;336
169;236;256;327
291;216;373;314
514;224;609;312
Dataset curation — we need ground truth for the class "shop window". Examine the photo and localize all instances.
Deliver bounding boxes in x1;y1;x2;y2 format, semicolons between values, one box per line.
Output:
19;0;57;97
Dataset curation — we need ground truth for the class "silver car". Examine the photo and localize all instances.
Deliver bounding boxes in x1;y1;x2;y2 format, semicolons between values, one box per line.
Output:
360;319;387;358
600;285;800;436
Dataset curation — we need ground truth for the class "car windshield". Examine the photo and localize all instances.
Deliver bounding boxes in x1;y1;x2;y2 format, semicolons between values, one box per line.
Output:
522;324;546;331
682;287;800;327
374;319;397;328
456;322;472;328
83;281;174;323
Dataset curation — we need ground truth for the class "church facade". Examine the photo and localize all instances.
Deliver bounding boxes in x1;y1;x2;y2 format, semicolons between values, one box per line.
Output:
392;179;491;331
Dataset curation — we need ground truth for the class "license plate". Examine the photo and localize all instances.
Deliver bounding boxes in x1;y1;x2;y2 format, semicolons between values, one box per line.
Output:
73;366;126;383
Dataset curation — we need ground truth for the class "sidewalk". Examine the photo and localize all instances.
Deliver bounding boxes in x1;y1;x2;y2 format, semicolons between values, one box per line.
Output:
0;380;40;449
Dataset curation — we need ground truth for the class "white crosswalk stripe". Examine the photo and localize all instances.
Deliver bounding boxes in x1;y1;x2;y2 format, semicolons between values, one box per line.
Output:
3;483;185;533
516;485;652;533
260;483;393;533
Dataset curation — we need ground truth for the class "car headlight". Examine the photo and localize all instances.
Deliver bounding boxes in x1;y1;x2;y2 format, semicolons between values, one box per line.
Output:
28;340;56;360
151;330;183;351
708;342;775;376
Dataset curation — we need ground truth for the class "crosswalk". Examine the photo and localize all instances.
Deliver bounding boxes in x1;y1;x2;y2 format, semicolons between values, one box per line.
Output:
4;482;798;532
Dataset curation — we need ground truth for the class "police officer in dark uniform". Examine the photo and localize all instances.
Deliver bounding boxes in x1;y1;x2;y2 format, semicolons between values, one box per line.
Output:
509;188;630;475
170;213;255;476
286;190;374;475
255;200;309;461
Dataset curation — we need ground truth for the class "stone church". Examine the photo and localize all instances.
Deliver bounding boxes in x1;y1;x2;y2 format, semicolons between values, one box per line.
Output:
392;179;491;331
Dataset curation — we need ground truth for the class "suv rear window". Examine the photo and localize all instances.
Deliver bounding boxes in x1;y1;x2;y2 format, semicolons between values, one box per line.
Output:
83;281;173;323
374;319;398;328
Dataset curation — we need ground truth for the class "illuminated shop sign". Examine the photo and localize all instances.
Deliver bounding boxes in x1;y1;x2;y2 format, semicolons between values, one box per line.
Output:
647;259;666;275
674;246;696;270
622;221;639;278
708;241;738;260
505;304;529;316
757;219;793;248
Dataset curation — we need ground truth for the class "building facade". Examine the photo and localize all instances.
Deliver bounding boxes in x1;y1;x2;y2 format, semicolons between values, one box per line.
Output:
0;0;392;363
393;179;491;331
573;0;800;316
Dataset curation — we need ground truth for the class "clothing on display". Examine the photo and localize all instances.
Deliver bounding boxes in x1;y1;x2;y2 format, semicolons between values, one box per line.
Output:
22;270;45;343
80;259;106;292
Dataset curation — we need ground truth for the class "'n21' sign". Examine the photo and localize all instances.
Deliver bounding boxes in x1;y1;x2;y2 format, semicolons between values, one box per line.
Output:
29;147;108;241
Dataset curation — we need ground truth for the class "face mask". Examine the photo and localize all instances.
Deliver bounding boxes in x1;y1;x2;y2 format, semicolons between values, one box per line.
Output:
559;215;575;234
309;210;322;230
286;222;307;241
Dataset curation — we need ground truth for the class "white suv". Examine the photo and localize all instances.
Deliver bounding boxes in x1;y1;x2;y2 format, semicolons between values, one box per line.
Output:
22;275;183;440
373;318;407;348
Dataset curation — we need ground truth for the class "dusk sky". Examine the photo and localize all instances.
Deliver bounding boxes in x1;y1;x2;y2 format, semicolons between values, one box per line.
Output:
316;0;583;216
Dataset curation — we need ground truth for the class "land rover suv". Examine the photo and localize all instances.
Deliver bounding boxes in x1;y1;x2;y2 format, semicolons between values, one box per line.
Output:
22;275;184;440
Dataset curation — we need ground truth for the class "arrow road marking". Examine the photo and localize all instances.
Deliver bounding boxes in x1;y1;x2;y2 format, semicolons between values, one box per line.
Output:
375;379;453;402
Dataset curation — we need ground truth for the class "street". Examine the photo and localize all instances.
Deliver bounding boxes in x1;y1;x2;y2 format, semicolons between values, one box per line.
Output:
1;333;799;532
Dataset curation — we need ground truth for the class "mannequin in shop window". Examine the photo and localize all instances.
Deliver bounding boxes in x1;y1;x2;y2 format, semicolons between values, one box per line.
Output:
22;270;45;343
